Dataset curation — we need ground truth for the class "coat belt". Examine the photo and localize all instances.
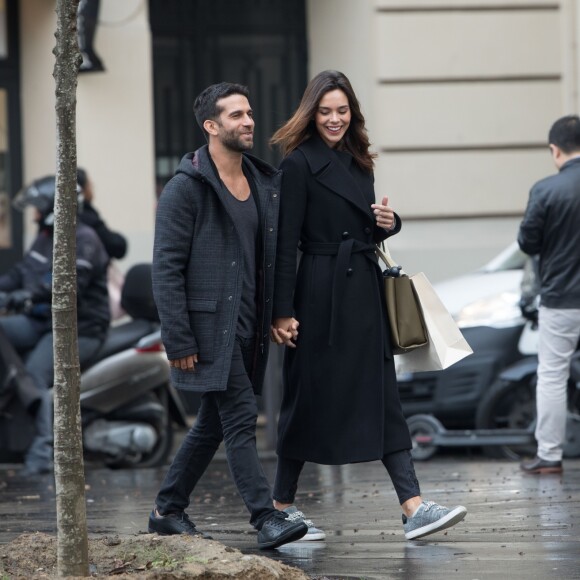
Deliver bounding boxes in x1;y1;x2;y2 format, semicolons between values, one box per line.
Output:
300;239;377;346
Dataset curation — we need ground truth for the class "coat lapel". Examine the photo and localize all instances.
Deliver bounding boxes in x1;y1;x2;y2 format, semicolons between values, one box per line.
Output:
298;134;374;220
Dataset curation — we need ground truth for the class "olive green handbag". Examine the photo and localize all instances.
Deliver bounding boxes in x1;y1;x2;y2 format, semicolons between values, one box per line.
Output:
376;244;428;355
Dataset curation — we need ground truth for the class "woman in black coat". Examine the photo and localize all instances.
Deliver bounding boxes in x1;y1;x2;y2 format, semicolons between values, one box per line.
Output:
270;70;467;541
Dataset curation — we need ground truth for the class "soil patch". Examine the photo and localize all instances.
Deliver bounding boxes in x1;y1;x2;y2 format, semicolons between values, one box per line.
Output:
0;532;309;579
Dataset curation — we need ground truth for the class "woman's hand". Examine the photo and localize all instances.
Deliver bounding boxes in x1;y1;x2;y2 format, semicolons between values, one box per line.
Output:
270;317;299;348
371;196;396;230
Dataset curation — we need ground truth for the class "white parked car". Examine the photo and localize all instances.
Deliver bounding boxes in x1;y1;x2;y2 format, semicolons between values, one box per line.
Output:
397;242;535;428
436;242;525;324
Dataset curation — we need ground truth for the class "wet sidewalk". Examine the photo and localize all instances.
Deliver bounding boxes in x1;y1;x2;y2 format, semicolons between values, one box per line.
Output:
1;447;579;579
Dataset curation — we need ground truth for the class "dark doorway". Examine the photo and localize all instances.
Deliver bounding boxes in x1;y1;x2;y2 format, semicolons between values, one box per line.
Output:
149;0;307;193
0;0;23;272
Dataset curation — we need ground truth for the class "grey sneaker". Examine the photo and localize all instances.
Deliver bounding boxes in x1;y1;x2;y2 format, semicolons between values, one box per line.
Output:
283;506;326;541
402;501;467;540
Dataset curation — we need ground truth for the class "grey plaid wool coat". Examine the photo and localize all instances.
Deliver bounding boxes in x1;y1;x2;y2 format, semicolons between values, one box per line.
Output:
152;146;281;393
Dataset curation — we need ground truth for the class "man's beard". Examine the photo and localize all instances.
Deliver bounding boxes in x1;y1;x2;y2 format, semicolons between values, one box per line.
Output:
220;128;253;152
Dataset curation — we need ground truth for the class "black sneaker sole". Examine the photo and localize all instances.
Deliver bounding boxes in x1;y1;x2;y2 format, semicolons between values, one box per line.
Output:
148;526;213;540
148;514;213;539
148;525;177;536
258;522;308;550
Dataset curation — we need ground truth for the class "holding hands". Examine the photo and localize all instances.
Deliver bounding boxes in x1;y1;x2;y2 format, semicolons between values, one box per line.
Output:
271;317;299;348
371;196;396;231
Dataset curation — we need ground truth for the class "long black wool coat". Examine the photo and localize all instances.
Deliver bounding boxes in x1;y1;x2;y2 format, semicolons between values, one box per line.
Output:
273;133;412;464
153;146;281;394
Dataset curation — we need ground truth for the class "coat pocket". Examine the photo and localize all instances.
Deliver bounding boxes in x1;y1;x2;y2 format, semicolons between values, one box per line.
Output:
187;298;218;363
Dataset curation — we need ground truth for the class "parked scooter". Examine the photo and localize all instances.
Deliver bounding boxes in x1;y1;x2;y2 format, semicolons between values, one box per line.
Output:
473;344;580;461
0;263;188;469
398;246;536;429
407;318;580;461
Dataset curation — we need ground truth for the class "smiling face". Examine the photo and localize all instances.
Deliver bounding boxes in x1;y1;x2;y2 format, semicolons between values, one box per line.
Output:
314;89;351;148
206;93;255;152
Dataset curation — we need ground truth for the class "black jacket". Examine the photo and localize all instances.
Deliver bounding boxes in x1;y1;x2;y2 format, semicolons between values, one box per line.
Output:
79;201;128;260
0;223;111;339
518;157;580;308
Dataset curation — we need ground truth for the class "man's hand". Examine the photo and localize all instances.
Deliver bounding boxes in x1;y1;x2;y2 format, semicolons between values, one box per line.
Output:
169;354;199;371
519;297;539;326
271;317;299;348
371;196;395;230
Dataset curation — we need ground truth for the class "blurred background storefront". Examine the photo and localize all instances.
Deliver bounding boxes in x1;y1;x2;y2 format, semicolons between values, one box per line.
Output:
0;0;579;281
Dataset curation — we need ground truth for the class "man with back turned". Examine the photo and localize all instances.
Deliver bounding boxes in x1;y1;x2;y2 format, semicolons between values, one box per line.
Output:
518;114;580;474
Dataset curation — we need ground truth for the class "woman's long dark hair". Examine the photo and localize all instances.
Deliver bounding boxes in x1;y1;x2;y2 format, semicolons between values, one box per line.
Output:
270;70;376;172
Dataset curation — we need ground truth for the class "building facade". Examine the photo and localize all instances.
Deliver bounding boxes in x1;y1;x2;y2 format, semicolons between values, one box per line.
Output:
1;0;579;281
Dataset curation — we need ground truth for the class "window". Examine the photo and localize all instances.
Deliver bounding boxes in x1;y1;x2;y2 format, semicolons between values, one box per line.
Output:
0;0;7;59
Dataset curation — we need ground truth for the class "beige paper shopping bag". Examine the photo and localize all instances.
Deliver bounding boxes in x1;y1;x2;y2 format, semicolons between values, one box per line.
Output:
395;272;473;373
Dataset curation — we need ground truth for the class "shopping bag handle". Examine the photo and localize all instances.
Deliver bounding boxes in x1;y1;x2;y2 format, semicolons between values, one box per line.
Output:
376;243;405;277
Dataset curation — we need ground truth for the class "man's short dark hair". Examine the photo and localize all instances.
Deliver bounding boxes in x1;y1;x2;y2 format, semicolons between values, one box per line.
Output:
193;82;250;139
548;115;580;154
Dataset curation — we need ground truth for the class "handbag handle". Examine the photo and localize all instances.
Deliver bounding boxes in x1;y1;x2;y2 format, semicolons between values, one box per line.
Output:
376;243;406;277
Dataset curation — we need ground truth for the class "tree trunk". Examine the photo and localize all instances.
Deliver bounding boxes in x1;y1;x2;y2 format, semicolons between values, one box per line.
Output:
53;0;88;576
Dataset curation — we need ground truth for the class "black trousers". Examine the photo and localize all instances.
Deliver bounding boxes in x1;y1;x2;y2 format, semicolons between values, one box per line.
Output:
155;337;277;529
273;449;421;506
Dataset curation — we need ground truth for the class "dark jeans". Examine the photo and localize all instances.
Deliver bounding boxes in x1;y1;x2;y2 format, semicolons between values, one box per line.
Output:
0;314;102;469
155;336;278;529
274;449;421;506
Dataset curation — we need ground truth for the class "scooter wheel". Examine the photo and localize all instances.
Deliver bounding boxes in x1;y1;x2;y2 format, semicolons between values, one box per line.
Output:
475;378;536;460
406;414;443;461
563;411;580;457
105;388;174;469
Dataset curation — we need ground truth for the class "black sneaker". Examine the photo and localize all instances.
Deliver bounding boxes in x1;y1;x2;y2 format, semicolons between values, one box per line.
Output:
148;509;213;539
257;512;308;550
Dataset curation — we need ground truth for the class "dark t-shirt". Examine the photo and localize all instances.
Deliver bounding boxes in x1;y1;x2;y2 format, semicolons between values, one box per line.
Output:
220;175;259;338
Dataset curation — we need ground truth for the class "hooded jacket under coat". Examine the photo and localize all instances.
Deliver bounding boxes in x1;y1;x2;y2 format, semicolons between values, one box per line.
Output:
152;146;281;394
273;134;412;465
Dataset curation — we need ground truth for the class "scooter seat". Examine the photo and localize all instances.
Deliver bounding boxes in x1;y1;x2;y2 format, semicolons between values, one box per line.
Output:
96;319;158;361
